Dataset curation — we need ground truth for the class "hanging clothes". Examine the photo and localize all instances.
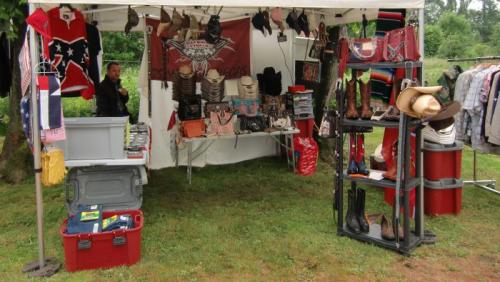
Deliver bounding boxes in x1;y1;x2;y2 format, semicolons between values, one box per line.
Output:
454;64;500;154
26;7;95;99
0;32;11;97
86;23;102;89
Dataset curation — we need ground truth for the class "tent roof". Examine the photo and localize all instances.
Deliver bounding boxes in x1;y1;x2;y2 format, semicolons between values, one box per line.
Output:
30;2;422;31
29;0;424;9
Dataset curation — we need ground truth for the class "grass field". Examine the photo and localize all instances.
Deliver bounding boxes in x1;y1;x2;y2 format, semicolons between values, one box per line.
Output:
0;58;499;280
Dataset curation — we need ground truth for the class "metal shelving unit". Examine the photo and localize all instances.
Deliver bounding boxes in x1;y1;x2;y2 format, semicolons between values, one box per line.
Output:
334;62;425;255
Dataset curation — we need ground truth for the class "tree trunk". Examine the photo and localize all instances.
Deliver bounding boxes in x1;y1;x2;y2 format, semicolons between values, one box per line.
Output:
0;26;32;183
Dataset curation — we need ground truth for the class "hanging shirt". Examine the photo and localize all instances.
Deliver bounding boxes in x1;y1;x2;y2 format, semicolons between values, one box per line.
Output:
47;7;95;99
86;23;102;89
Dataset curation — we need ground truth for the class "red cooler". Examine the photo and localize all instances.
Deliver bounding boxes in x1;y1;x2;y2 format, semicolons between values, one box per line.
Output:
423;141;463;181
424;178;463;216
60;166;145;271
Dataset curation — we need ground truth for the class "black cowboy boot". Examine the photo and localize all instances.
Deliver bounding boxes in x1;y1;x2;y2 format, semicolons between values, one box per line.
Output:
346;189;361;234
356;188;370;233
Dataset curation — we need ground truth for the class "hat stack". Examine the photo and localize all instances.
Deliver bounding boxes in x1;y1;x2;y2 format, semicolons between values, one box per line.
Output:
237;76;259;99
173;64;196;101
396;86;461;145
201;69;225;102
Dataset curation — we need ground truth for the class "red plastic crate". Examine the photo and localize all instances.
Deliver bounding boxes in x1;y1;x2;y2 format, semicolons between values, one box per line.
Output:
423;141;463;181
295;118;314;138
60;210;143;272
384;188;416;217
424;178;462;216
288;85;306;93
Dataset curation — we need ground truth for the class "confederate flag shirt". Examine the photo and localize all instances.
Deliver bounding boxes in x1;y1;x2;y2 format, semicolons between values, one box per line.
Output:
27;7;95;99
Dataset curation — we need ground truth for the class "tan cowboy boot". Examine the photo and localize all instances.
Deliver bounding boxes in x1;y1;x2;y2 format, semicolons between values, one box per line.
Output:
359;80;373;119
346;78;359;119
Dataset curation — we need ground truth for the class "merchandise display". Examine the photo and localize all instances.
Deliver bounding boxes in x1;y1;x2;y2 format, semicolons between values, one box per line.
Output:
21;4;444;276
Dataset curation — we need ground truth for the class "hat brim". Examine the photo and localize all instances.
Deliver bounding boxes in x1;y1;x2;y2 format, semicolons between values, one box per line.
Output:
396;86;443;118
428;101;461;121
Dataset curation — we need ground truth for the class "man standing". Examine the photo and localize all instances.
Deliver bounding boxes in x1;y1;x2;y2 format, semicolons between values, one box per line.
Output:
96;62;131;120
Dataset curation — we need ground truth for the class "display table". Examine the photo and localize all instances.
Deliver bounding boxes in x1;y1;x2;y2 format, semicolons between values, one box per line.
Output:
176;129;300;184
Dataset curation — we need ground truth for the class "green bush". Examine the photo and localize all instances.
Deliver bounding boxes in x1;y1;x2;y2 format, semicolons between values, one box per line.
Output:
470;43;496;57
424;25;443;57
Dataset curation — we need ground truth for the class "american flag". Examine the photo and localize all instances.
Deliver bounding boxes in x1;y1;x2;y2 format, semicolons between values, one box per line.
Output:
19;30;31;97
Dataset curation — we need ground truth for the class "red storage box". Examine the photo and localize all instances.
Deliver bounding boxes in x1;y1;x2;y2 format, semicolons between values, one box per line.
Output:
423;141;463;181
295;118;314;138
424;178;462;216
384;188;416;217
288;85;306;93
60;210;143;272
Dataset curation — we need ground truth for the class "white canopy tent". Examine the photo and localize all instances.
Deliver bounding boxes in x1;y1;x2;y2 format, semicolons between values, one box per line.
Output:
24;0;425;276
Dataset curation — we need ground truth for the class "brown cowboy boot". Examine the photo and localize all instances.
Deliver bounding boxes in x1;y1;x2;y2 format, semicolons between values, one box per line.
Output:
345;78;359;119
359;80;373;119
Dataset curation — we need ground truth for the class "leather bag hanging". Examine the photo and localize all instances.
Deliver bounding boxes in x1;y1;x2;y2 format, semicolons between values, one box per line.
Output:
181;119;206;138
309;22;328;59
210;111;235;135
178;95;202;120
348;37;385;63
383;25;420;62
204;101;231;118
239;116;267;132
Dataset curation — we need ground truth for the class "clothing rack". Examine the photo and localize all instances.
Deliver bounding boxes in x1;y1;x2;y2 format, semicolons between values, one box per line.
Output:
447;56;500;195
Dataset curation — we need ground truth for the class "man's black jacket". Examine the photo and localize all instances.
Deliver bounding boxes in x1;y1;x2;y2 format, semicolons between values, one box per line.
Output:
96;75;130;117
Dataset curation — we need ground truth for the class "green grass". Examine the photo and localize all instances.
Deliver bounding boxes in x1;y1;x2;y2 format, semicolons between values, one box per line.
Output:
0;128;499;281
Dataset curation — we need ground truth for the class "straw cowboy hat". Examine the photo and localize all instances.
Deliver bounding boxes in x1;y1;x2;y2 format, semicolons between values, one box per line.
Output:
238;76;259;99
178;64;194;78
206;69;225;83
396;86;442;118
397;86;461;120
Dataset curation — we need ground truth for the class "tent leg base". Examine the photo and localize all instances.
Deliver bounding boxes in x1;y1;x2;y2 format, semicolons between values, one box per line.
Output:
22;257;60;277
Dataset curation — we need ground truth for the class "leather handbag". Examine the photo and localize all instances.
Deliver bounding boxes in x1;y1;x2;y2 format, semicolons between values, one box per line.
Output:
348;37;384;63
262;95;285;115
383;25;420;62
232;98;261;117
319;110;336;138
309;22;328;59
178;95;202;121
204;101;231;118
210;111;235;135
239;116;267;132
181;119;206;138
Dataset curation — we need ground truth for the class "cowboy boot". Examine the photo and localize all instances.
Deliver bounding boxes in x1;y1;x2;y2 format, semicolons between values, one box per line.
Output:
359;80;373;119
356;188;370;233
346;189;360;234
345;78;359;119
356;134;369;175
347;133;358;175
383;141;398;181
381;214;395;240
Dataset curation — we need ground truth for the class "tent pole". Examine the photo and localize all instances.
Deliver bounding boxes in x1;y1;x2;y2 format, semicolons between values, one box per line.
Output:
29;3;45;269
22;4;60;278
